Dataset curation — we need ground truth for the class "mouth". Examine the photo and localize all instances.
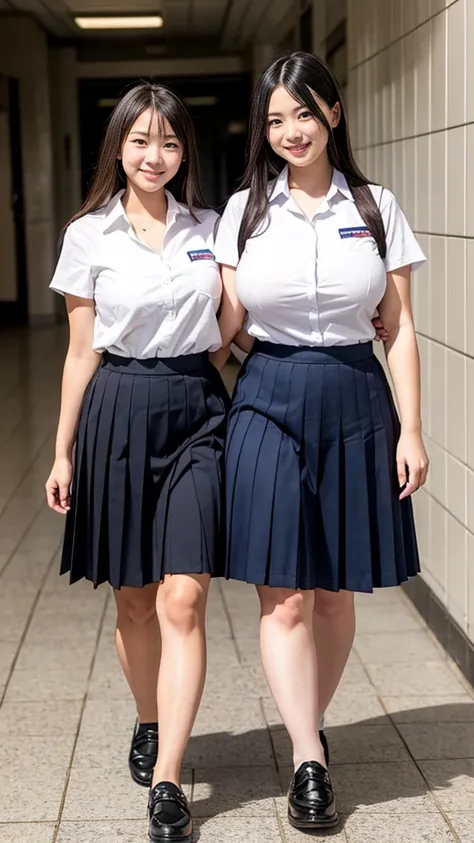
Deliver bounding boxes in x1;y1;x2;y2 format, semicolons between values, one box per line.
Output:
140;169;164;179
285;143;311;156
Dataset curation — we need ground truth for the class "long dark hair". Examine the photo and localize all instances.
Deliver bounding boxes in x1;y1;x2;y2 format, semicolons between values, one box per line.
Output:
69;81;207;227
237;52;386;259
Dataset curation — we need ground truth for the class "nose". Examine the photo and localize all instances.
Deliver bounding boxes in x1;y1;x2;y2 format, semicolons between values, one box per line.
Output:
144;144;163;167
284;120;303;144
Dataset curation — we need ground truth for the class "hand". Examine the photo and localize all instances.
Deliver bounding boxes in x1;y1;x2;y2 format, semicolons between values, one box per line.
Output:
372;317;390;342
45;457;73;514
396;432;429;500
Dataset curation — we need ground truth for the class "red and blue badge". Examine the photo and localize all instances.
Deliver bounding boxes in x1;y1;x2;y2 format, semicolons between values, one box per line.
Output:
187;249;215;262
339;226;371;239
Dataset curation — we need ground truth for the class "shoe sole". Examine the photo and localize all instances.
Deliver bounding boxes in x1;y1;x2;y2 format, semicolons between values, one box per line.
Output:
148;830;192;842
288;810;340;831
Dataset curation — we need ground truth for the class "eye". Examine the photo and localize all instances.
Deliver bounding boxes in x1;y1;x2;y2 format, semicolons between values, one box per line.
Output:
298;111;312;119
268;118;281;127
132;139;147;146
164;142;179;149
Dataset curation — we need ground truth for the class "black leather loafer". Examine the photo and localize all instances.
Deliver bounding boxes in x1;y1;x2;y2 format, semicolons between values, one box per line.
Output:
320;729;330;766
288;760;339;830
128;720;159;787
148;781;193;842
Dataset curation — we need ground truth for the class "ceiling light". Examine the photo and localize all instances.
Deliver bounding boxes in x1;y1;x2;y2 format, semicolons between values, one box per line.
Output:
75;16;163;30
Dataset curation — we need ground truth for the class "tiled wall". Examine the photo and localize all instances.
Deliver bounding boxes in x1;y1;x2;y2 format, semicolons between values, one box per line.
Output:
0;16;56;322
346;0;473;641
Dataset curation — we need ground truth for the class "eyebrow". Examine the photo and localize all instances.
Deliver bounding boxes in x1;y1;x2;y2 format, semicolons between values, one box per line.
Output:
129;131;179;139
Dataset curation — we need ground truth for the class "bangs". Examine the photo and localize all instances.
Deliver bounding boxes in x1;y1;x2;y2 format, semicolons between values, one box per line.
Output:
280;79;331;128
146;104;180;141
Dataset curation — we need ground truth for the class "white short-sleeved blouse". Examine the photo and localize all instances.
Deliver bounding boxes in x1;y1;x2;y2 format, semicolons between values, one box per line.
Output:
50;190;223;358
214;166;426;347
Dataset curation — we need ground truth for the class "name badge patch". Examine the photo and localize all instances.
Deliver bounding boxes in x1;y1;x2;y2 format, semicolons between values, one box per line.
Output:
339;226;371;239
187;249;215;262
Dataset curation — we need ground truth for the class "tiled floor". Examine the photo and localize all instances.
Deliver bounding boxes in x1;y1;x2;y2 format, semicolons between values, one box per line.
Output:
1;326;473;842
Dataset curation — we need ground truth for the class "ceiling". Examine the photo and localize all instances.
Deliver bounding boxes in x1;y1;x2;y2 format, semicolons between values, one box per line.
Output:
0;0;296;48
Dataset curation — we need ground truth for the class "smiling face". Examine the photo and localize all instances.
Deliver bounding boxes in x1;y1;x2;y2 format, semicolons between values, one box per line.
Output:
120;107;184;193
266;85;340;169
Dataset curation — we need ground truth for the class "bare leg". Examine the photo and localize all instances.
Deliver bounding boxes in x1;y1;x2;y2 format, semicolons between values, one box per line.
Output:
114;583;161;723
258;586;325;770
313;589;355;718
152;573;210;787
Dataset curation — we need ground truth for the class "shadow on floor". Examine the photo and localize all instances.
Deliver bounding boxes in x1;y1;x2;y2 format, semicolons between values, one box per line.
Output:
185;701;474;833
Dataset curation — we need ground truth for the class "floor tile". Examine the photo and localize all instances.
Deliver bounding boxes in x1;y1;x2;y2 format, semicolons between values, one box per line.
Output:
192;697;267;735
354;630;444;664
398;723;474;760
365;661;466;698
80;699;137;735
355;606;424;634
447;814;474;842
0;640;18;684
0;824;56;842
191;766;281;817
4;666;90;702
56;821;148;842
420;760;474;811
0;760;71;822
383;695;474;723
0;700;82;735
87;664;132;700
15;637;96;671
274;725;410;767
62;766;190;822
184;727;274;768
344;812;457;842
195;816;282;842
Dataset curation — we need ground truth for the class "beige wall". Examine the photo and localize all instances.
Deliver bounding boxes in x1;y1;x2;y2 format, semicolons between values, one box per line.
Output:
0;16;56;323
344;0;473;641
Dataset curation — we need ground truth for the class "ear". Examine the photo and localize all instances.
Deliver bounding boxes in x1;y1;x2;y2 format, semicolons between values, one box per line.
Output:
332;102;341;128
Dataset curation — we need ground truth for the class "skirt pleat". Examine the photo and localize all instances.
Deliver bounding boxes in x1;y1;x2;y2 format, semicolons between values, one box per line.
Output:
61;352;229;589
225;341;420;593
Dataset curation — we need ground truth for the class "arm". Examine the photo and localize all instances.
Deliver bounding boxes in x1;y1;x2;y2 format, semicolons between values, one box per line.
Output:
45;295;101;513
209;264;247;371
378;265;429;499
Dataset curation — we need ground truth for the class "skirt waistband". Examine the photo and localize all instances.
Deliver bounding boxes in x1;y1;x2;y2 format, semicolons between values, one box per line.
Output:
102;351;210;376
253;340;374;365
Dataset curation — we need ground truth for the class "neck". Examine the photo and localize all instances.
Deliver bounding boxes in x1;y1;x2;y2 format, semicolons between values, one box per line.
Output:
288;154;333;197
122;182;168;221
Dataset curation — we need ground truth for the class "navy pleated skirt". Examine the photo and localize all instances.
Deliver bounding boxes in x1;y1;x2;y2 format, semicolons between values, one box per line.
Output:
225;341;420;593
61;352;230;589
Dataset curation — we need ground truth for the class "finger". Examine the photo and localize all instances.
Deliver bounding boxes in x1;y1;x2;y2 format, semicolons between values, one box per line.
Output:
45;484;67;515
59;483;71;511
397;459;407;489
400;467;421;499
372;318;383;328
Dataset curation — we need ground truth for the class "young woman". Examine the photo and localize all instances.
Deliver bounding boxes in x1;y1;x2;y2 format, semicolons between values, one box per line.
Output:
45;82;229;843
214;52;428;831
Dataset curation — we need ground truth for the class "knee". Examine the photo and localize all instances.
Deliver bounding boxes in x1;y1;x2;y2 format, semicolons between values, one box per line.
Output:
313;589;354;621
160;577;206;634
260;588;313;631
115;587;157;627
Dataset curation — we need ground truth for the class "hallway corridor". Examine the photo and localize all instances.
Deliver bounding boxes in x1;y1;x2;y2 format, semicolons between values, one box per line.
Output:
0;327;473;843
